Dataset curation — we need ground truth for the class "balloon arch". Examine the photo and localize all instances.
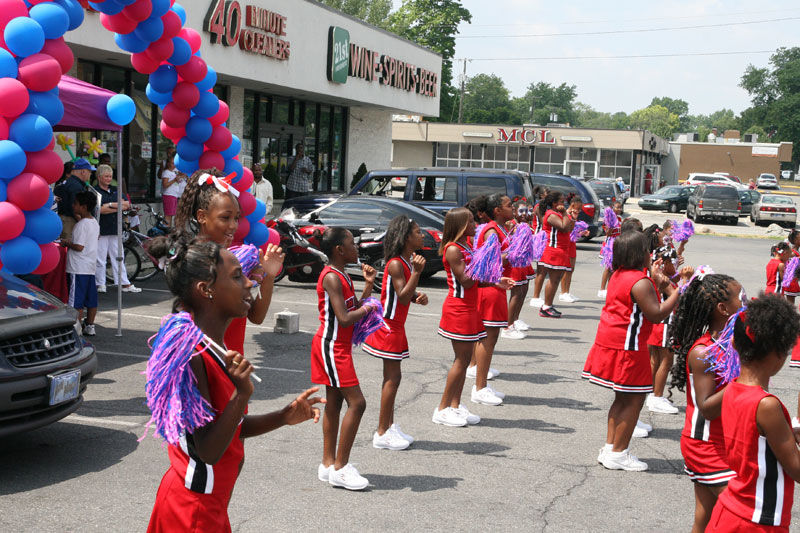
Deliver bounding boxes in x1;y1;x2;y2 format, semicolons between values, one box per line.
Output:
0;0;266;275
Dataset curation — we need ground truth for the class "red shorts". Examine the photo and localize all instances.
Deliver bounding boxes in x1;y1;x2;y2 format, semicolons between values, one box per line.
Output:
647;323;670;348
790;336;800;368
478;285;508;328
707;503;788;533
148;468;231;533
438;297;486;341
581;344;653;393
311;334;359;388
362;324;409;360
539;247;572;271
680;436;735;485
568;240;577;259
784;279;800;297
162;195;178;217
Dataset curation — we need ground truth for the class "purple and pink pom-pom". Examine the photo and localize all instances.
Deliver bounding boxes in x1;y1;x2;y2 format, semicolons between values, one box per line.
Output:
353;297;387;346
230;244;260;276
601;237;615;269
466;232;503;283
671;219;695;243
508;223;534;267
531;230;547;261
702;307;744;385
783;257;800;288
603;207;619;229
570;221;589;242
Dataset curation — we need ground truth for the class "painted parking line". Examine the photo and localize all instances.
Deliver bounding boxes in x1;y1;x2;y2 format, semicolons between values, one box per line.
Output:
64;414;143;428
95;350;305;373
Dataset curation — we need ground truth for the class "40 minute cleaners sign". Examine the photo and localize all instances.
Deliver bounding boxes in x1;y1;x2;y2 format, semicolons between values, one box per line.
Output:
327;26;438;98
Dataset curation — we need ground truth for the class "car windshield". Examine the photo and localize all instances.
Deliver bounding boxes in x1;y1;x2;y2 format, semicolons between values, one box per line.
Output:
590;183;615;195
763;195;793;205
761;174;777;180
655;186;681;195
354;175;404;198
703;186;737;199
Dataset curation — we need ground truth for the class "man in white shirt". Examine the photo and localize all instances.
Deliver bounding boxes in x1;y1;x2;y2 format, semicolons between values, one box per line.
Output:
249;164;273;216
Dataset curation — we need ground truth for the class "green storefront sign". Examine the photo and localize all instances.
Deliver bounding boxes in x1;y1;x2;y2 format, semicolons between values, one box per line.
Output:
327;26;350;84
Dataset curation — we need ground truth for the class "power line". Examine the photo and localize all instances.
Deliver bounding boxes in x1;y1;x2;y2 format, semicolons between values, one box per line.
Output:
458;50;775;62
456;16;800;39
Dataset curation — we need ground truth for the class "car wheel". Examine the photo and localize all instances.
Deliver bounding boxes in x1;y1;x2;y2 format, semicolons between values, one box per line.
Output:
369;257;386;292
749;212;755;222
668;202;679;213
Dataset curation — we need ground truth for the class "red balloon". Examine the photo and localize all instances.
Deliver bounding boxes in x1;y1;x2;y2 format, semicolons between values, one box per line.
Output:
0;0;30;27
198;150;224;171
145;36;174;62
0;116;8;140
131;51;161;74
0;201;24;241
233;166;254;192
209;101;229;127
178;28;201;54
176;56;207;84
161;103;191;128
123;0;152;22
46;136;54;151
7;173;49;211
237;191;256;216
41;38;74;74
100;12;138;34
171;81;199;110
18;54;62;92
24;149;62;184
233;217;250;241
161;10;182;40
160;120;185;141
267;227;281;247
204;126;232;152
0;79;29;118
33;242;59;274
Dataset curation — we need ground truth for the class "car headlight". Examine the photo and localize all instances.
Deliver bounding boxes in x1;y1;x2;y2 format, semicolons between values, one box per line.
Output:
654;199;667;204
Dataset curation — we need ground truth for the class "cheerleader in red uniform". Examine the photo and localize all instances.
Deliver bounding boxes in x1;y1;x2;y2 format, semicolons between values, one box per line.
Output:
536;191;575;318
362;216;428;450
669;272;742;532
597;201;623;298
435;207;493;426
582;231;679;471
707;295;800;532
146;233;322;532
175;170;284;355
765;242;791;295
558;195;589;303
505;198;534;339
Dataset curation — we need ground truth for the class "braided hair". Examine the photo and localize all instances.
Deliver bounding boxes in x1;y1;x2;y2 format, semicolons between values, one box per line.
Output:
174;168;234;232
383;215;416;262
669;273;735;393
734;293;800;363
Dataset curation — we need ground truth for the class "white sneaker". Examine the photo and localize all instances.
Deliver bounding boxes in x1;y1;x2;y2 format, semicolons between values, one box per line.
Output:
471;385;503;406
329;463;369;490
83;324;96;336
317;463;332;482
649;396;679;414
373;430;410;451
488;367;500;379
466;366;499;380
488;384;505;399
597;289;607;298
529;297;544;308
121;284;142;293
601;449;648;471
390;423;414;444
637;419;653;432
456;404;481;425
501;325;525;340
96;285;106;293
632;426;649;438
514;319;531;331
432;407;467;427
558;293;578;303
597;445;611;464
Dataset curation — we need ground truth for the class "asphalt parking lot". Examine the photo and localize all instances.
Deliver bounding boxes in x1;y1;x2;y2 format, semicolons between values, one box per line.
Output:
1;230;798;532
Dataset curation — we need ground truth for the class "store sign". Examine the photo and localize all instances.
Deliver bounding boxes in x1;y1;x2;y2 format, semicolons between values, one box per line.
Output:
752;146;779;157
561;136;592;142
496;128;556;145
204;1;290;60
327;26;438;98
463;132;493;138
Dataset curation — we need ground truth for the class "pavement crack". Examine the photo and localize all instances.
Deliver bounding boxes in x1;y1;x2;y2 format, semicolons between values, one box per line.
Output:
539;464;590;533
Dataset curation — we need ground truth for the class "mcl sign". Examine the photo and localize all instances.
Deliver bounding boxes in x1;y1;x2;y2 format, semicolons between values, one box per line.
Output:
497;128;556;145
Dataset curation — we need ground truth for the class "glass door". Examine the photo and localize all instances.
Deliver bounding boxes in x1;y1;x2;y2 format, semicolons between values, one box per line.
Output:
564;161;597;179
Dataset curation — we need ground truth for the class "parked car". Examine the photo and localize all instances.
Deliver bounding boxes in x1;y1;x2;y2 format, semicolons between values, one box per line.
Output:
781;170;793;181
750;194;797;228
638;185;693;213
686;172;745;190
282;168;533;217
588;181;619;208
686;183;741;225
0;272;97;437
530;173;603;240
738;189;761;216
757;173;780;189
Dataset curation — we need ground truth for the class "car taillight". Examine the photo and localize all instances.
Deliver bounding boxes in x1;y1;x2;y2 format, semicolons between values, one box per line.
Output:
698;200;704;208
790;208;797;213
581;204;595;218
427;229;442;242
611;197;616;203
737;202;741;210
760;206;771;211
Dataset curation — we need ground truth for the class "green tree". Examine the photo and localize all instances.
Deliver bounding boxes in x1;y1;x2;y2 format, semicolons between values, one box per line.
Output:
650;96;689;130
461;73;513;124
628;105;680;139
511;81;579;125
318;0;393;28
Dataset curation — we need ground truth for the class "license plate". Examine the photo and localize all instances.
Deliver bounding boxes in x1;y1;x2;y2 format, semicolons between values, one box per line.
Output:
713;211;725;216
48;369;81;406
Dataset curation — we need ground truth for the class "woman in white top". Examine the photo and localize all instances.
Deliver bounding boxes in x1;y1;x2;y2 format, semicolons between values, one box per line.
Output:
160;156;183;227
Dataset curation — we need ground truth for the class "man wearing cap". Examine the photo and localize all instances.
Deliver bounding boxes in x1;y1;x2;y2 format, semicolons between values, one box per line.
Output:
55;158;93;240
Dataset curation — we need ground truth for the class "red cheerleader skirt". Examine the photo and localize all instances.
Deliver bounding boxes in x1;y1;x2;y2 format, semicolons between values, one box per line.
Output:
540;247;572;271
478;286;508;328
581;344;653;393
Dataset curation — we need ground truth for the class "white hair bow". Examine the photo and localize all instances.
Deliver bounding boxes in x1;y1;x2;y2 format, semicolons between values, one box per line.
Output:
198;172;240;198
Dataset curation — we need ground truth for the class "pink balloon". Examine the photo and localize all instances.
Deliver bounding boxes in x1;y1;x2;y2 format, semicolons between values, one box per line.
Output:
233;217;250;241
161;103;191;128
41;38;74;74
0;0;29;28
0;79;29;118
123;0;152;22
7;173;49;211
24;149;62;184
178;28;202;54
160;120;185;141
267;227;280;247
176;56;207;84
209;101;229;127
237;191;256;216
171;81;199;110
17;54;62;92
198;151;224;171
233;166;254;192
204;126;232;152
131;51;161;74
33;242;59;274
0;116;8;140
0;201;24;241
145;36;174;62
161;10;182;39
100;12;138;34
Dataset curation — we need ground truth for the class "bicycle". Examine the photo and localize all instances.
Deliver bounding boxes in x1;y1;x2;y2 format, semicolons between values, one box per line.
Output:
105;205;169;283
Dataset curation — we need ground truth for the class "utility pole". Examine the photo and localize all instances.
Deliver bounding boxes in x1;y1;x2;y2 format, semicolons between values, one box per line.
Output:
457;59;467;124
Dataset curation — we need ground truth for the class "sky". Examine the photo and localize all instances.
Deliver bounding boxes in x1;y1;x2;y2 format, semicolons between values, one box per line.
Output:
423;0;799;116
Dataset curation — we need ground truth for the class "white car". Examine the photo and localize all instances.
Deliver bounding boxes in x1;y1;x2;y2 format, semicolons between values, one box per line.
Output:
756;173;780;189
686;172;746;190
781;170;793;181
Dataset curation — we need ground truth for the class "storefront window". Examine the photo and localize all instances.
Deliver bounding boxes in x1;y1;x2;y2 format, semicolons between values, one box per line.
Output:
304;104;317;186
76;60;95;84
532;147;564;174
275;98;290;126
318;105;331;190
332;107;343;188
213;85;228;104
597;150;633;181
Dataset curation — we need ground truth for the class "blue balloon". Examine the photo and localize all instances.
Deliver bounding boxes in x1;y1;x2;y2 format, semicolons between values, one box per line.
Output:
145;84;172;106
21;207;61;244
244;222;268;247
149;64;178;93
44;188;54;210
115;31;148;54
0;141;26;179
224;159;243;182
246;199;267;224
192;91;219;119
185;117;212;144
168;37;191;66
89;0;123;15
26;91;64;126
115;0;137;5
150;0;171;18
134;16;164;43
172;3;187;25
5;17;45;57
9;115;52;153
30;2;70;40
196;65;217;92
0;48;17;79
53;0;85;30
174;154;199;174
220;135;241;160
106;94;136;126
1;236;41;274
176;138;203;162
0;180;6;202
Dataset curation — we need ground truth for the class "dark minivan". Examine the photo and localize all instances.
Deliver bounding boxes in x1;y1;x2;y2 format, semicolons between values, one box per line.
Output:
530;173;603;240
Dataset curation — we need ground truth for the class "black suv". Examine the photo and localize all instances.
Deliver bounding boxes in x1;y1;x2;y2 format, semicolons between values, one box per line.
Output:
530;173;603;240
0;272;97;437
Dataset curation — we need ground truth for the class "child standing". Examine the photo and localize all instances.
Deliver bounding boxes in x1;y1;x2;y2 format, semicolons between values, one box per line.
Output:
669;272;742;532
362;216;428;450
63;191;100;336
312;228;377;490
707;294;800;532
558;196;588;303
597;201;623;299
766;242;791;295
582;231;679;471
535;191;575;318
505;199;534;339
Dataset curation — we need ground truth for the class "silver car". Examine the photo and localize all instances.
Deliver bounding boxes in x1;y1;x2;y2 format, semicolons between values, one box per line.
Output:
750;194;797;228
756;173;780;189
